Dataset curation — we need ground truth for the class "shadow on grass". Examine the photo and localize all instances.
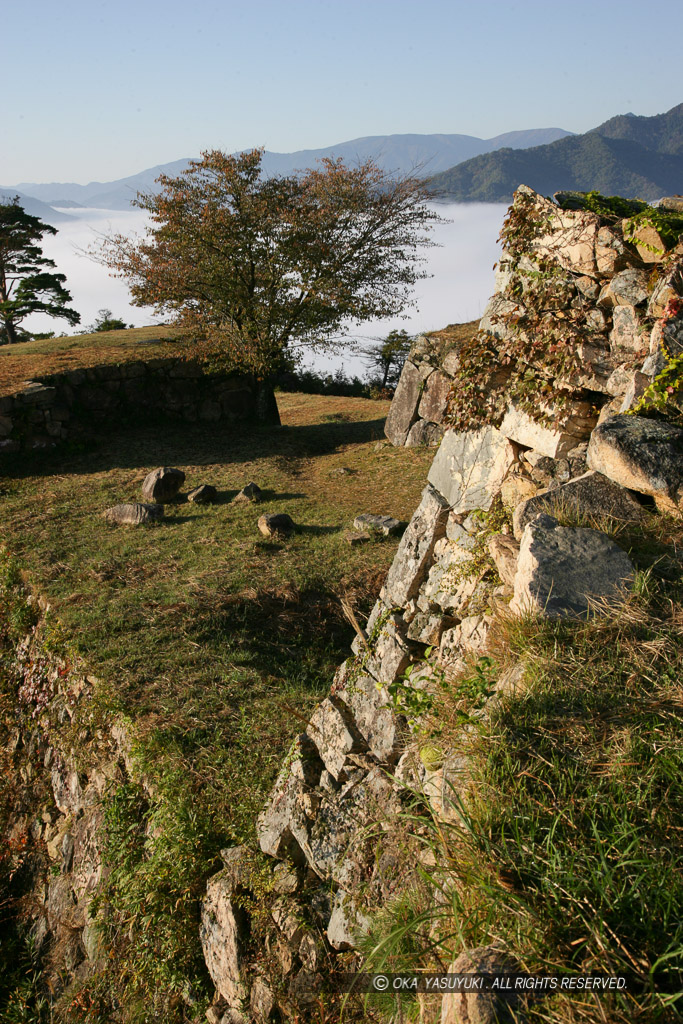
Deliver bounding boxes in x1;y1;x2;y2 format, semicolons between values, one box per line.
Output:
1;414;388;481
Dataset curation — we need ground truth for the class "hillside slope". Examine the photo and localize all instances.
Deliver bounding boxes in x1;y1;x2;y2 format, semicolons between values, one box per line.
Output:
430;102;683;201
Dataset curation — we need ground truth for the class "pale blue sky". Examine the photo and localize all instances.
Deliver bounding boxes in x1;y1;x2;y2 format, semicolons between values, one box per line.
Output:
5;0;683;184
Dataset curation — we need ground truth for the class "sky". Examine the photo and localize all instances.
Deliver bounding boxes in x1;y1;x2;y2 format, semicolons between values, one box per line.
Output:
3;0;683;186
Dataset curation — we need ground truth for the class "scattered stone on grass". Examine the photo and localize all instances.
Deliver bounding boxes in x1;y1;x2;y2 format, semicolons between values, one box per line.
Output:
353;513;403;536
103;503;163;525
141;466;185;503
232;481;262;503
187;484;218;504
258;513;295;538
344;530;371;546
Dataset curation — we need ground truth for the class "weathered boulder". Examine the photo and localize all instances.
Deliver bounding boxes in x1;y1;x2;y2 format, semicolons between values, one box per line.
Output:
609;305;646;355
353;513;402;536
141;466;185;502
427;426;516;513
406;611;458;646
648;263;683;317
360;612;412;685
499;400;597;459
510;513;634;619
187;483;218;503
587;414;683;510
258;513;295;538
103;502;163;525
382;485;449;607
232;481;262;503
257;734;323;864
344;530;371;546
626;221;669;263
500;465;539;507
440;615;492;661
384;360;432;445
441;946;522;1024
512;470;645;539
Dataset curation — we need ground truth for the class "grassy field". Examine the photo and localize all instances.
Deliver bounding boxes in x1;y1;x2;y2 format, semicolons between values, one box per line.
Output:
0;325;179;396
0;390;433;1019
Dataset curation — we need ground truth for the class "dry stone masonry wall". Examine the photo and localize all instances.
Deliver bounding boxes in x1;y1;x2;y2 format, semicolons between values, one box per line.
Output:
196;186;683;1023
0;357;258;452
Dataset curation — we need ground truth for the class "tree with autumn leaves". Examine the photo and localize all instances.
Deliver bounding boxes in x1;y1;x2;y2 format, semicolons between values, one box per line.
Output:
98;149;440;396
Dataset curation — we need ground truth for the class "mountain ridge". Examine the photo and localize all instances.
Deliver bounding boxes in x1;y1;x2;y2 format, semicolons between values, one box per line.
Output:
5;128;570;212
428;102;683;202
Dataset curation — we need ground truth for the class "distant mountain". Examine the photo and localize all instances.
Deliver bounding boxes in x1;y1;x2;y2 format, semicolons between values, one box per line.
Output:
9;128;571;211
0;190;75;224
429;103;683;202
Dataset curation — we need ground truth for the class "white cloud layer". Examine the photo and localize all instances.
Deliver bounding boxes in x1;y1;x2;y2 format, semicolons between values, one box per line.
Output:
25;202;508;374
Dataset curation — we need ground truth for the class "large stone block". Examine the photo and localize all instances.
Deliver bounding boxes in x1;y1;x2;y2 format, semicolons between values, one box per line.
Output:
512;470;645;540
598;268;649;308
306;699;365;781
499;401;596;459
200;865;250;1017
510;513;634;619
427;426;516;513
384;360;432;446
587;414;683;510
609;305;646;355
257;734;323;864
418;370;451;423
332;664;402;763
382;485;449;607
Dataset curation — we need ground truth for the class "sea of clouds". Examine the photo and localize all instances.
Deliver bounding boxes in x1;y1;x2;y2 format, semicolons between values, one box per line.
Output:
25;202;508;375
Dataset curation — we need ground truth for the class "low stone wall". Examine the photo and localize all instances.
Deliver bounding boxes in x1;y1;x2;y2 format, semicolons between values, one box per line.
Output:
384;323;477;448
0;357;258;452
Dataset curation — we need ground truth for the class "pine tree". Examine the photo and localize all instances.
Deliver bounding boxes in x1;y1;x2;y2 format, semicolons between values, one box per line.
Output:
0;197;80;344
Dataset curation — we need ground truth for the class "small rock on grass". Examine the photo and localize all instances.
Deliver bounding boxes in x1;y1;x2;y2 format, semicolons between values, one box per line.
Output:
141;467;185;503
344;530;371;546
258;513;295;538
353;513;402;536
232;481;262;503
188;484;218;504
104;503;163;525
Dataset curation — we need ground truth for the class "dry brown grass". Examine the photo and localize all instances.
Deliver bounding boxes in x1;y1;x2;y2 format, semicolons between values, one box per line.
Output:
0;325;179;396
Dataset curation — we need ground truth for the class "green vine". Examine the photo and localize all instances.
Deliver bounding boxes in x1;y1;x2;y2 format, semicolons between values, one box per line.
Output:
630;297;683;422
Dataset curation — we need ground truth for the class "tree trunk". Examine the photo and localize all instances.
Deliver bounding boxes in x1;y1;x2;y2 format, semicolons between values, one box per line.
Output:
255;378;281;426
3;319;19;345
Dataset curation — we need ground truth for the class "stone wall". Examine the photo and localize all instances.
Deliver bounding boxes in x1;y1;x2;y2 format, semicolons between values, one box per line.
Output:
384;322;477;448
0;357;258;452
385;186;683;449
198;185;683;1023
